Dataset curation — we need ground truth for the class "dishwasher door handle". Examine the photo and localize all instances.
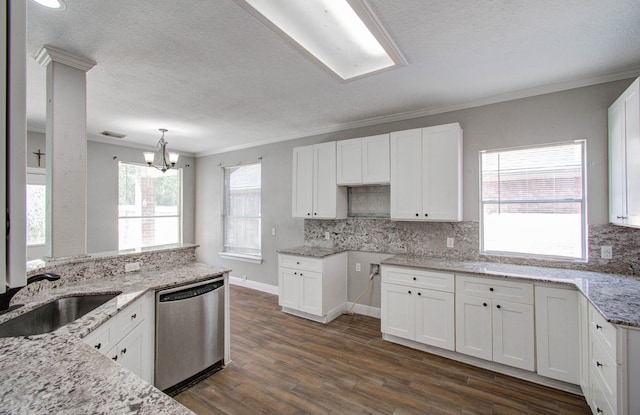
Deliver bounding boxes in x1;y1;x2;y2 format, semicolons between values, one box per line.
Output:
158;278;224;303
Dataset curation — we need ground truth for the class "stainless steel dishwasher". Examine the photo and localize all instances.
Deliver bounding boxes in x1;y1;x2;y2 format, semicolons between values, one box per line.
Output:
155;277;225;393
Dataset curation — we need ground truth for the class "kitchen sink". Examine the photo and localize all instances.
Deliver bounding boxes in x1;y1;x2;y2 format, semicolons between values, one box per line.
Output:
0;293;120;338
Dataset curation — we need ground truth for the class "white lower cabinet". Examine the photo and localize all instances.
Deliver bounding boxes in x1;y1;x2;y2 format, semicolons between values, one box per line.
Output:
381;266;455;351
455;275;534;371
83;292;154;383
278;253;347;323
534;285;580;384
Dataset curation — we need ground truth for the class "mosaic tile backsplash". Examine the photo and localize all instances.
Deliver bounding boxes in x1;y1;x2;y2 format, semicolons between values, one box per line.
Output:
304;219;640;276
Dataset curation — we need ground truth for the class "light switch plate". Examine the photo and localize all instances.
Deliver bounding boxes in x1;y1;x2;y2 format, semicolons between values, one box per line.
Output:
601;246;612;259
447;237;454;248
125;262;140;272
324;232;330;240
355;263;361;272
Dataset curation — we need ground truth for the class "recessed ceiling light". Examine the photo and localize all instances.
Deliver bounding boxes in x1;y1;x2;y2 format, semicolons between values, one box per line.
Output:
236;0;406;81
31;0;66;10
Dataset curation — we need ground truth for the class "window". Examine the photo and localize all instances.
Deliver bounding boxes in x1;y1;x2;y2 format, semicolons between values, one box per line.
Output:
480;141;586;260
223;163;261;260
26;168;46;260
118;163;182;250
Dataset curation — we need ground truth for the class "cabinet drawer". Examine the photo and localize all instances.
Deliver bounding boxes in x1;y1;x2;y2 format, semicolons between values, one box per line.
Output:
381;266;454;292
83;321;115;354
456;274;533;304
589;304;617;360
111;299;146;342
590;367;617;415
591;333;618;406
279;255;323;272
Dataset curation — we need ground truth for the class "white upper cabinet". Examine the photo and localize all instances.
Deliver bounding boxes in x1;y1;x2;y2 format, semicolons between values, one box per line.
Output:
337;134;390;185
292;142;347;219
609;77;640;228
390;123;463;221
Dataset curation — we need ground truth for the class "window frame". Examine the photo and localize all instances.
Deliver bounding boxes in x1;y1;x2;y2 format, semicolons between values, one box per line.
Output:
220;162;262;263
479;140;588;262
117;161;183;250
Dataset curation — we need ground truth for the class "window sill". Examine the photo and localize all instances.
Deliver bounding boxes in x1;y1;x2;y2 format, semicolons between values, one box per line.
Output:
218;252;263;264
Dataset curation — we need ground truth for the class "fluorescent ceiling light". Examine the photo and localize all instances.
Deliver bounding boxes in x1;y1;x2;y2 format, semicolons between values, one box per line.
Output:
31;0;66;10
238;0;406;81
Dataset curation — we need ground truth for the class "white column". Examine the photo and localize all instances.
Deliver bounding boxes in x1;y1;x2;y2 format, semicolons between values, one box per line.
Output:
36;46;96;258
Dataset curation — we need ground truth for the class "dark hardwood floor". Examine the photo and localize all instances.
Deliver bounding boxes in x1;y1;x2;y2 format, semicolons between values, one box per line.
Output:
175;285;591;415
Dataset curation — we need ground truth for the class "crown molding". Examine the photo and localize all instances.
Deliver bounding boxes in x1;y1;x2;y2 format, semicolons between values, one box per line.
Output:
35;45;96;72
196;67;640;157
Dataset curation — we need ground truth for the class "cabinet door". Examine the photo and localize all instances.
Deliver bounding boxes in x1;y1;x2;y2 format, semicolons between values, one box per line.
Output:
624;80;640;227
313;142;338;219
422;123;463;221
578;294;590;400
114;322;146;380
390;128;423;220
535;286;579;384
279;268;300;309
292;145;313;218
609;99;626;225
492;300;534;371
455;294;492;360
299;270;322;316
337;138;362;185
381;283;414;340
362;134;390;184
415;290;455;350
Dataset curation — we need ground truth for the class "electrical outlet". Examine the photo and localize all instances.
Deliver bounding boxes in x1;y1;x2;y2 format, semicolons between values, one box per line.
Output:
271;228;276;236
601;246;613;259
324;232;330;240
355;263;361;272
125;262;140;272
447;237;454;248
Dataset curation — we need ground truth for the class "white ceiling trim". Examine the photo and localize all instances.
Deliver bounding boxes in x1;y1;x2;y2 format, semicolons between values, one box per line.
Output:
196;66;640;158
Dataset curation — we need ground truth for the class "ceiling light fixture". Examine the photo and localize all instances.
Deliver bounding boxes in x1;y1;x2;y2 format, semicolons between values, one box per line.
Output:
143;129;179;173
236;0;406;81
31;0;67;10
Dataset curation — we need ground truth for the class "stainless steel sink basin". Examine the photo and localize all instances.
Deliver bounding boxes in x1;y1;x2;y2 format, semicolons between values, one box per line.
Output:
0;293;120;338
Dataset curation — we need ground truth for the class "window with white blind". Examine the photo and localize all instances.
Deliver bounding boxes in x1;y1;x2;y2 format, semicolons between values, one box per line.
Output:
223;163;261;260
480;141;586;260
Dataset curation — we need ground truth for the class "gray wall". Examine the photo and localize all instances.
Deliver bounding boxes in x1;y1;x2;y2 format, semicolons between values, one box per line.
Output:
27;130;46;169
195;78;635;292
26;132;196;255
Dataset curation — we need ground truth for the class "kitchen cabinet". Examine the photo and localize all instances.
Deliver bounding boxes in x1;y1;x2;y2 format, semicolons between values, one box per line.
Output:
292;142;347;219
390;123;462;221
534;285;579;384
609;77;640;228
455;275;534;371
381;266;455;350
337;134;390;185
278;253;347;323
582;301;640;415
83;292;154;383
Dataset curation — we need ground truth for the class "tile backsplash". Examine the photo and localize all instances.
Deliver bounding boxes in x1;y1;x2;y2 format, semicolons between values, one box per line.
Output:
304;219;640;276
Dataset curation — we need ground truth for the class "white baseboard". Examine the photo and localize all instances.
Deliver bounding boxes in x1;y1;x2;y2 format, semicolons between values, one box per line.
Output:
345;302;381;319
229;275;279;295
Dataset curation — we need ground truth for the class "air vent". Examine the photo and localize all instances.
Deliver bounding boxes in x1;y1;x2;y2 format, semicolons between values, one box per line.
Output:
100;131;126;139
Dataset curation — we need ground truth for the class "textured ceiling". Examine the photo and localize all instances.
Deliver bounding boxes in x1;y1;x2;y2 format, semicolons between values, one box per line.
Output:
25;0;640;156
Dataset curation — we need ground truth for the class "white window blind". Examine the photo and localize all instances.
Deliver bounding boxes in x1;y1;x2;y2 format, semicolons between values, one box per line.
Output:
480;141;586;260
224;163;261;257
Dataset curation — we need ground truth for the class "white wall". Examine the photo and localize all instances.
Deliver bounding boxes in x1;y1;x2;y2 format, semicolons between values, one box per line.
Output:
195;79;635;288
26;132;197;255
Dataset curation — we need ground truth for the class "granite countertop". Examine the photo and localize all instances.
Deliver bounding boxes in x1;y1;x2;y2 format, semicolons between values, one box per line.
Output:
277;246;345;258
0;261;230;415
381;255;640;328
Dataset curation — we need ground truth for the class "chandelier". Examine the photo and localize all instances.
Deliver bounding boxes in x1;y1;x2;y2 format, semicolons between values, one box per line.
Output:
143;129;179;173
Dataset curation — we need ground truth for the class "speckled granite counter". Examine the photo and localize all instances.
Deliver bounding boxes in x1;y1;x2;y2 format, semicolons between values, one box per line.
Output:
381;255;640;328
277;246;344;258
0;261;230;415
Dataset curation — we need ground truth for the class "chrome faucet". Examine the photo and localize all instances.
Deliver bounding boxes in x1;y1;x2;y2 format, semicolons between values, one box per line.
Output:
0;273;61;313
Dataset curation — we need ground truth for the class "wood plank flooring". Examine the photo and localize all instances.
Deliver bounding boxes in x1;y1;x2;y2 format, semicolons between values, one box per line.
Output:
174;285;591;415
